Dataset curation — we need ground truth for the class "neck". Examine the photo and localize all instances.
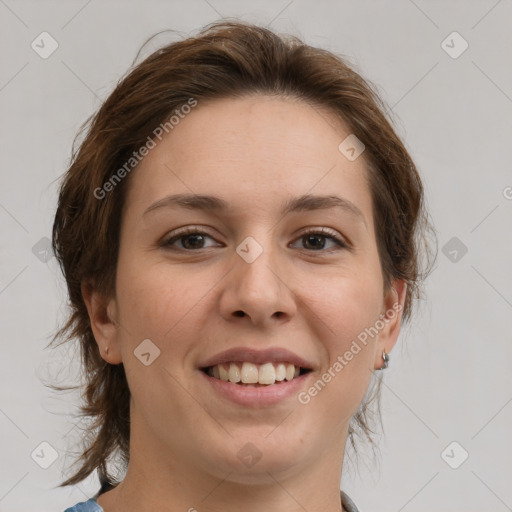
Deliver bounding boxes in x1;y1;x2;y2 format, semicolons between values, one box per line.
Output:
97;410;348;512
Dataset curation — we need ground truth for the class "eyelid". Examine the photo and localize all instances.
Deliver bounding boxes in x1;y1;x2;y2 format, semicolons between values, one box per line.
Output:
294;226;348;246
161;226;220;249
161;225;350;251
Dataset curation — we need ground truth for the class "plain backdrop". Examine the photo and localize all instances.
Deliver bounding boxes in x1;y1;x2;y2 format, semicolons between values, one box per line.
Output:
1;1;511;511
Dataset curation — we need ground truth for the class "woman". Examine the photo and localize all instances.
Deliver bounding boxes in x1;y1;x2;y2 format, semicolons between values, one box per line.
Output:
52;20;436;512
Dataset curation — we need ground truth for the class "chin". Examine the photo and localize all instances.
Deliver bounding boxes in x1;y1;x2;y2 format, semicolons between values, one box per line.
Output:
201;434;310;484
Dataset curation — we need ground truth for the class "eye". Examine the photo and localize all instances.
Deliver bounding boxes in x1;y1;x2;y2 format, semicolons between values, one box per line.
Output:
290;227;348;252
162;227;219;250
161;226;348;252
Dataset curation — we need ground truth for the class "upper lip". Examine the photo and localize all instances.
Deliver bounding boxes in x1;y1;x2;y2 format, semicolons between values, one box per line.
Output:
199;347;315;370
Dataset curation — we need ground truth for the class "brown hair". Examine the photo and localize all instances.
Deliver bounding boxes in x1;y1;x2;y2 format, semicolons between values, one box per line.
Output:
50;20;437;488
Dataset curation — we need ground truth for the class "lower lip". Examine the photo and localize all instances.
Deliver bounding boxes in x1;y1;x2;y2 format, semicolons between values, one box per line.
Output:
200;370;312;407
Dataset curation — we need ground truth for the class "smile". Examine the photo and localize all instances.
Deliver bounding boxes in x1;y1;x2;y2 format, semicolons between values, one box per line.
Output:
202;361;312;386
199;366;314;407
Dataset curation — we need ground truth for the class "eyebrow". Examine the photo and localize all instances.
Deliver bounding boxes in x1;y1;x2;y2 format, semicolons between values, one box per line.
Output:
143;193;367;226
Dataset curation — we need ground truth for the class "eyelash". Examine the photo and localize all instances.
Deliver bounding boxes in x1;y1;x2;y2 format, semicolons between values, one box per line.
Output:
162;226;348;253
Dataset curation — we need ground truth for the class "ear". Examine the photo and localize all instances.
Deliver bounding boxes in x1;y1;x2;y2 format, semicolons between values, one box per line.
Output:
81;280;123;365
374;279;407;369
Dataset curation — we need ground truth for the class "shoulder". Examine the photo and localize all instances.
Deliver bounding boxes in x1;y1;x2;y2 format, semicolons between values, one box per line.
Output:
341;490;360;512
63;498;103;512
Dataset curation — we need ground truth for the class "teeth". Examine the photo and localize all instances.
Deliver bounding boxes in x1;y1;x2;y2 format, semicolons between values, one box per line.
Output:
208;362;305;385
218;364;229;381
228;363;241;383
259;362;276;385
275;363;286;381
241;362;259;383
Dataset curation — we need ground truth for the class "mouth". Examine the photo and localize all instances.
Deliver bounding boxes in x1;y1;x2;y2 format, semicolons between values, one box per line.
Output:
199;362;314;407
200;362;312;386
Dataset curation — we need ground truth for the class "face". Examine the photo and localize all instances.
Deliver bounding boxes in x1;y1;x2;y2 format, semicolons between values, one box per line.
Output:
87;95;405;484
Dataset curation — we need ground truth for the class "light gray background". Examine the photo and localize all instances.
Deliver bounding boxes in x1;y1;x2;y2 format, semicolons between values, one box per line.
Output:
1;1;511;511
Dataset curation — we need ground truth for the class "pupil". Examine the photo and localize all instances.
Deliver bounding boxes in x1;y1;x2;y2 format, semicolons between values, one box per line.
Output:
183;234;204;249
305;235;324;250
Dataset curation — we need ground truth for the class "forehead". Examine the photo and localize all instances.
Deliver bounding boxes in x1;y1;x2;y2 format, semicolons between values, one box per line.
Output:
155;95;353;172
123;95;373;228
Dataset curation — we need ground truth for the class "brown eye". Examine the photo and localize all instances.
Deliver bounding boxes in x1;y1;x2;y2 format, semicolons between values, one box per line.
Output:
163;228;219;250
291;228;347;252
162;227;347;253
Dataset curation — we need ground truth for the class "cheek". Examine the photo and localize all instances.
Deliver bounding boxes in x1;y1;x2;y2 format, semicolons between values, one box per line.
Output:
308;271;382;413
305;278;380;422
316;268;383;340
115;255;211;351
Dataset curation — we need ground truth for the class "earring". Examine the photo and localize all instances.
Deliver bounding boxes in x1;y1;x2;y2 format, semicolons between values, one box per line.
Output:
105;346;109;355
377;350;389;370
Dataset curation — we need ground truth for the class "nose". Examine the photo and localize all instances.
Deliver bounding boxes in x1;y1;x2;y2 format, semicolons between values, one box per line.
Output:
218;234;297;328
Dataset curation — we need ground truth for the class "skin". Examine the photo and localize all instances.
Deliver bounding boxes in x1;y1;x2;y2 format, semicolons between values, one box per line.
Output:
82;95;406;512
